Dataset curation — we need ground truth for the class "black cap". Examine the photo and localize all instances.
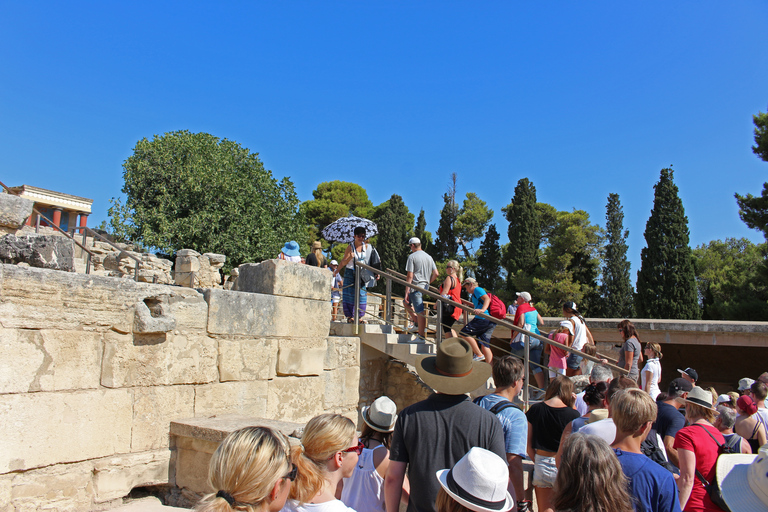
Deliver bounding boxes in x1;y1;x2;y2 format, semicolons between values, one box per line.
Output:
668;377;693;395
678;367;699;381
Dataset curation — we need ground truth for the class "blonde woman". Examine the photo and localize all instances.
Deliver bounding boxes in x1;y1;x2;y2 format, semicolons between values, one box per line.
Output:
284;414;361;512
439;260;463;338
641;343;663;400
195;426;295;512
306;241;327;268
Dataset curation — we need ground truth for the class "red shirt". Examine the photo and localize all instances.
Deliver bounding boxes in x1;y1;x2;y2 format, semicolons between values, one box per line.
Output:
673;422;725;512
513;302;534;327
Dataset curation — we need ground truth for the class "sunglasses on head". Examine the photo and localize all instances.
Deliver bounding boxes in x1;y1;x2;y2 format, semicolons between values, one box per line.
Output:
342;440;364;456
283;464;298;481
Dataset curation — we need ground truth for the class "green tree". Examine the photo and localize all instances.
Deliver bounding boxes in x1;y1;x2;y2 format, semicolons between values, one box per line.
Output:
532;209;603;316
414;209;433;254
434;174;459;260
502;178;540;291
636;168;700;319
112;130;305;271
372;194;413;294
692;238;768;320
597;193;634;318
476;224;503;292
455;192;494;260
735;109;768;238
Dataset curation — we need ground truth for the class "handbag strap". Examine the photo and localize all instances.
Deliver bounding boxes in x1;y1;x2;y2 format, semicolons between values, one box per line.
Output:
691;423;722;487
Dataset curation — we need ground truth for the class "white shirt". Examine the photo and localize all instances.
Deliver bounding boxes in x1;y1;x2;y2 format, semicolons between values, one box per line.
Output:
578;418;616;445
283;499;357;512
340;446;385;512
570;315;589;351
641;358;662;400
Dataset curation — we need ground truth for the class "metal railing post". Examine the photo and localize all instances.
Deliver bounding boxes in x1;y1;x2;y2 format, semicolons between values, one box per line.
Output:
354;263;360;334
523;334;530;409
385;278;392;324
436;298;443;346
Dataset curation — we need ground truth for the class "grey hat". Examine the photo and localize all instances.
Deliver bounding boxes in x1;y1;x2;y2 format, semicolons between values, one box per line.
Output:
684;386;716;411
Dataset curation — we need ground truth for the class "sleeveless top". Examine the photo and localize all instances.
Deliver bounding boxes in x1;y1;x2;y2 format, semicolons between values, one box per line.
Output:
346;243;370;269
570;315;589;351
340;445;386;512
440;275;462;320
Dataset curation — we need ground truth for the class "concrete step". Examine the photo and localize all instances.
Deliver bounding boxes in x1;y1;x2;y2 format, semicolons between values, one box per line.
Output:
330;321;436;366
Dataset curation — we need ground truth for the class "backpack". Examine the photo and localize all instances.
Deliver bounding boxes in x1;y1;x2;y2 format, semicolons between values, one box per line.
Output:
692;424;737;512
473;395;520;415
640;427;679;474
486;293;506;320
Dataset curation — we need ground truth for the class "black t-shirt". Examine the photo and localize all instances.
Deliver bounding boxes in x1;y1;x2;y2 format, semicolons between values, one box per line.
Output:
526;401;580;452
390;393;506;512
654;400;686;440
305;252;325;267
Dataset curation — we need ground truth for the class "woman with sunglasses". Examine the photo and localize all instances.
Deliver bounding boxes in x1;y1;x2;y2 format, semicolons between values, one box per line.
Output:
195;426;296;512
284;413;361;512
334;227;374;324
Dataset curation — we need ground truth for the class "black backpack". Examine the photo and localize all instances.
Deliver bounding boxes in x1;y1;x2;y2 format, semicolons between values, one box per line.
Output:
640;427;679;474
692;424;738;512
473;395;520;415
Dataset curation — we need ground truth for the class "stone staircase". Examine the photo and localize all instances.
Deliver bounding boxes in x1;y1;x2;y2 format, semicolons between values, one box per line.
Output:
330;322;437;367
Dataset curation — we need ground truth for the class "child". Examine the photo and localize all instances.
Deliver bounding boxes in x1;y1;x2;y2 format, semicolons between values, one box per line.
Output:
580;343;598;377
548;320;573;378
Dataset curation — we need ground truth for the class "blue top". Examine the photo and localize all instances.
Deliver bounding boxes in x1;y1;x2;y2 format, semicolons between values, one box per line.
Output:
654;401;686;441
614;449;681;512
522;309;540;335
475;394;528;457
470;286;489;315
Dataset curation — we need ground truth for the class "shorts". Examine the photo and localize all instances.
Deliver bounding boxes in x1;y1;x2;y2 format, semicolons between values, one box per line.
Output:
548;367;566;379
566;352;583;370
331;296;341;304
408;290;425;314
460;317;496;347
532;454;557;488
510;346;544;375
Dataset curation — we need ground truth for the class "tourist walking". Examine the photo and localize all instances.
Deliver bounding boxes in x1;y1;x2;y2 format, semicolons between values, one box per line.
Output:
403;237;439;338
195;426;295;512
459;278;497;364
334;227;375;323
617;319;643;382
562;301;594;377
510;291;545;390
306;241;327;267
642;342;663;400
439;260;463;338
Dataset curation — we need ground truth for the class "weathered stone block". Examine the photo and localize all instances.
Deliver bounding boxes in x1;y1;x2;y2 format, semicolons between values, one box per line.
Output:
0;389;132;473
204;288;331;338
4;460;94;511
325;336;360;369
131;385;195;452
175;255;200;273
92;450;171;503
102;332;218;388
267;376;325;423
324;367;361;410
218;337;277;381
134;300;176;333
176;249;200;258
204;253;226;266
277;338;327;376
172;435;219;494
194;381;269;417
0;234;75;271
0;193;33;229
238;259;331;300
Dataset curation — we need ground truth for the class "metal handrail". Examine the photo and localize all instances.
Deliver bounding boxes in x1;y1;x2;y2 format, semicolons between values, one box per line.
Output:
352;260;629;409
69;225;143;281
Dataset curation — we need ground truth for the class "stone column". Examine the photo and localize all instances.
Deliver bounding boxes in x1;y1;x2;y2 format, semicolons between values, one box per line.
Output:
79;213;89;228
51;208;62;227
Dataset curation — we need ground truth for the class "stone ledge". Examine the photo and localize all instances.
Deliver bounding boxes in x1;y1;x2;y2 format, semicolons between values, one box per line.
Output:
170;415;305;444
238;259;331;301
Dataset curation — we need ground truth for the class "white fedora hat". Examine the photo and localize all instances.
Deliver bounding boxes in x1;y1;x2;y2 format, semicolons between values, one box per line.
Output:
716;444;768;512
435;447;513;512
361;396;397;433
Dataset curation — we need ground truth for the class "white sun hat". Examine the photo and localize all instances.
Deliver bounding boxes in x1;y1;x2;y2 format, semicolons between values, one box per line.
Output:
716;444;768;512
435;447;513;512
361;396;398;433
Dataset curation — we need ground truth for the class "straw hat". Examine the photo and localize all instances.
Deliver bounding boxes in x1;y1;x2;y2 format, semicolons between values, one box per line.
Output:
311;241;322;250
436;447;514;512
416;338;491;395
716;444;768;512
361;396;397;433
684;386;716;411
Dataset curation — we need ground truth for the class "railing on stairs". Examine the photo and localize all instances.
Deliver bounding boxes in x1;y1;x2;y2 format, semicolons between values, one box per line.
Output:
350;259;629;410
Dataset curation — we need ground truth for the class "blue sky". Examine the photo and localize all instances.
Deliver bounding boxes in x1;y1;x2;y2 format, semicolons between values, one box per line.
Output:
2;2;767;279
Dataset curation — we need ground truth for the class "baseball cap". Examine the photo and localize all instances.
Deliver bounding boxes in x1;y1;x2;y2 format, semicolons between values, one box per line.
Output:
330;260;338;266
408;237;421;246
677;367;699;381
516;291;532;302
668;377;693;395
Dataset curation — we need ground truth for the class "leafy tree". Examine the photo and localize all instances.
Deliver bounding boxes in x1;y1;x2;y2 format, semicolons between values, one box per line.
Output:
414;209;433;254
455;193;494;260
532;209;603;316
371;194;413;294
502;178;540;291
476;224;503;292
692;238;768;320
636;168;700;319
597;193;634;318
112;130;305;271
434;174;459;260
735;109;768;238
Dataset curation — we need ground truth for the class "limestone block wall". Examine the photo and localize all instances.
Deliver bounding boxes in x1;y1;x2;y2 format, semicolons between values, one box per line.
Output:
0;260;358;511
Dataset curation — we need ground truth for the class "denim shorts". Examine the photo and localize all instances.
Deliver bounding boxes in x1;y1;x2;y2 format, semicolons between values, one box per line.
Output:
510;346;544;375
460;317;496;347
566;352;583;370
408;290;425;314
532;454;557;488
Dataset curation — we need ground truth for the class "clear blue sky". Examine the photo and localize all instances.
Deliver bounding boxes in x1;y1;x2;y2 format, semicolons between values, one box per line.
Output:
2;2;767;278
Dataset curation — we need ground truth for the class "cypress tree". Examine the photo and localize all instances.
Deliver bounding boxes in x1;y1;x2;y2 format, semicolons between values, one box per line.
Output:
503;178;540;290
599;193;634;318
434;175;459;260
636;168;700;319
476;224;502;292
414;209;433;255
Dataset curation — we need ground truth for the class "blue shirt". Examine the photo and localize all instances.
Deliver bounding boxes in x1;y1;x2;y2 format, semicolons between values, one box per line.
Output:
614;449;681;512
470;287;488;315
476;394;527;457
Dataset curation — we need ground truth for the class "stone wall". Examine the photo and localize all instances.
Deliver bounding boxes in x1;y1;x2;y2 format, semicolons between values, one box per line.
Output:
0;260;359;511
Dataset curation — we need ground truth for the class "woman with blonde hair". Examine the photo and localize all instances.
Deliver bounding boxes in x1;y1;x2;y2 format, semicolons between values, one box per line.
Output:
306;241;327;268
552;434;634;512
439;260;463;338
284;414;361;512
195;426;296;512
641;342;663;400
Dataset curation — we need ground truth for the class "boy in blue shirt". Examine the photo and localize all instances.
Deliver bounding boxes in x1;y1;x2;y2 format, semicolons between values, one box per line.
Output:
458;277;495;364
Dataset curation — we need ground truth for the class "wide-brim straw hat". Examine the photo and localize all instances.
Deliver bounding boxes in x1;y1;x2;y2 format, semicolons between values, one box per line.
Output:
684;385;716;411
361;396;397;432
416;338;491;395
436;447;514;512
716;444;768;512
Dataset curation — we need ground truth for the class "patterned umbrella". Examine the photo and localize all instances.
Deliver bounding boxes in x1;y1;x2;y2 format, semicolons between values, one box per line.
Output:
321;215;378;243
